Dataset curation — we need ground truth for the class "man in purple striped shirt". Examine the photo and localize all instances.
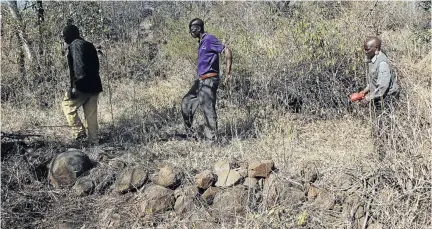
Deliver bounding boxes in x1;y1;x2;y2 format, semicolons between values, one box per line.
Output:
181;18;232;141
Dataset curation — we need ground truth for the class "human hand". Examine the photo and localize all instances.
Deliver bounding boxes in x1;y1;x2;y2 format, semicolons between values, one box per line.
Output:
349;92;365;102
68;87;77;99
360;97;369;105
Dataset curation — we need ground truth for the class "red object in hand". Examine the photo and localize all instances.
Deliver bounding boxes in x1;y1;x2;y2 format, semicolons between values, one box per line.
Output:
350;93;365;102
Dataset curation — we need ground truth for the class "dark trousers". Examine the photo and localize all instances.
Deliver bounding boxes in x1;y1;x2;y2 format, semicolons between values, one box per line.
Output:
371;94;398;159
181;77;219;140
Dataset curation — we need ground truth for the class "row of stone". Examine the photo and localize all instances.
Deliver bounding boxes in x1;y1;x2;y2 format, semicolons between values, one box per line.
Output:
48;150;276;195
113;159;275;194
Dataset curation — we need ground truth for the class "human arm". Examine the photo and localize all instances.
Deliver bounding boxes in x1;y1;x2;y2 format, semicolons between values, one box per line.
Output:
364;62;391;102
69;40;86;86
223;46;232;85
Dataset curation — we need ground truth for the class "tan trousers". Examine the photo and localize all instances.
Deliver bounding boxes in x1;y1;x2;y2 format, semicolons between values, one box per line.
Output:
62;91;99;142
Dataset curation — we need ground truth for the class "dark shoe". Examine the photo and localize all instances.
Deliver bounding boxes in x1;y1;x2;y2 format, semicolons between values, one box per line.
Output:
75;133;87;141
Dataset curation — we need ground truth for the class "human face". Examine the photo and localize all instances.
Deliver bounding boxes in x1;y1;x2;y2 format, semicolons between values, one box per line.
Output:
189;25;200;38
62;31;75;44
363;40;377;60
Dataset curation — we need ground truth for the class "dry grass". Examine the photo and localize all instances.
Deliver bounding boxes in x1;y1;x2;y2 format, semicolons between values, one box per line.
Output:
1;1;431;229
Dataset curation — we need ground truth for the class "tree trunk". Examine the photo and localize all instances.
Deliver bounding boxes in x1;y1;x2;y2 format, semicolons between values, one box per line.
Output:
36;1;45;67
7;1;35;63
16;32;27;79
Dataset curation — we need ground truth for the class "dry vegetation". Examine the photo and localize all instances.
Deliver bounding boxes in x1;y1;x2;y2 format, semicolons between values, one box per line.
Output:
1;1;431;229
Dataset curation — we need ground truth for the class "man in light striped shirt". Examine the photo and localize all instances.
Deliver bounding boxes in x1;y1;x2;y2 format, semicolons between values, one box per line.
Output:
357;36;399;159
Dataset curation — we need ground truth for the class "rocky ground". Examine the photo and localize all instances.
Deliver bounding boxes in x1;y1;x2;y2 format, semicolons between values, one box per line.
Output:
4;114;421;229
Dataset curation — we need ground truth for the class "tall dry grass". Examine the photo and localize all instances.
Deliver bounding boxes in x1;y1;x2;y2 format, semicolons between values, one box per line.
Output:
1;1;431;228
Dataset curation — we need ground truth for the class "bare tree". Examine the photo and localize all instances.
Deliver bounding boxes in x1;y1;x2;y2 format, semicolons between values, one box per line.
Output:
7;1;35;62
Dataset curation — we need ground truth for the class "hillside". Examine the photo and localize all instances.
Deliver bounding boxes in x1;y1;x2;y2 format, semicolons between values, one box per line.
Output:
1;2;431;228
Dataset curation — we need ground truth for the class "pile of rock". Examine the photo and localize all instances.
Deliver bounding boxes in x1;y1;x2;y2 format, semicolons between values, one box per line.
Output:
48;149;381;228
48;150;284;217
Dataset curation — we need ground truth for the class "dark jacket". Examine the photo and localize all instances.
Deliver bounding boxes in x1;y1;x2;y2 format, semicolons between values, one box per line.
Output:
67;38;103;93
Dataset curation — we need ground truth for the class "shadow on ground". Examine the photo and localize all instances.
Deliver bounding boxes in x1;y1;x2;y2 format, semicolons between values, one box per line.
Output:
98;103;260;146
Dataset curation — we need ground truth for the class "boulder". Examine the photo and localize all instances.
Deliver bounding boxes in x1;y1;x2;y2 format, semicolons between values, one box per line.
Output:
174;185;198;199
201;187;219;205
248;160;274;178
262;173;279;208
156;165;183;189
235;168;248;178
212;186;248;218
214;161;230;174
114;166;148;193
91;164;116;195
243;177;258;189
262;173;305;209
215;170;242;187
174;195;196;214
72;178;94;196
140;185;175;214
48;149;93;188
195;170;214;189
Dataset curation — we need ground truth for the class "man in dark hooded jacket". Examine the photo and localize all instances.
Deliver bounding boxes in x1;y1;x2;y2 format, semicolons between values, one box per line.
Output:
61;24;103;143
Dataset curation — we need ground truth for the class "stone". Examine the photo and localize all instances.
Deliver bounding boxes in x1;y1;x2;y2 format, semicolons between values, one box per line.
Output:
243;177;258;189
140;185;175;214
214;161;230;174
212;186;248;218
92;165;116;195
174;185;198;199
201;187;219;204
215;170;242;187
72;178;94;196
300;162;318;183
262;160;275;169
195;170;214;189
262;173;279;208
307;184;320;201
174;195;195;214
156;165;183;189
114;166;148;193
262;174;305;210
248;160;274;178
235;168;248;178
48;149;93;188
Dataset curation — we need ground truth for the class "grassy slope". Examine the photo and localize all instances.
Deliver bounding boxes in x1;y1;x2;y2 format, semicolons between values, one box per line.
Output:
1;1;431;228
